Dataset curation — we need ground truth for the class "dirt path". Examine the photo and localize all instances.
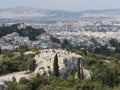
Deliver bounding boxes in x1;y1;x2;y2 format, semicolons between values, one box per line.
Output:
0;71;29;83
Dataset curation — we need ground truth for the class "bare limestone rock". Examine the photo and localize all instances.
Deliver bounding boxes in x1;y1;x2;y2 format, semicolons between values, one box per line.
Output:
34;49;91;79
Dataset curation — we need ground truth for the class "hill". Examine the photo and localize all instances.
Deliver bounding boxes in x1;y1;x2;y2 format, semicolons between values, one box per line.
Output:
0;7;120;23
0;23;46;40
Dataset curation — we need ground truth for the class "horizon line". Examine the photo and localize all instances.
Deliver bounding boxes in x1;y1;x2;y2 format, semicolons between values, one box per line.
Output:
0;6;120;12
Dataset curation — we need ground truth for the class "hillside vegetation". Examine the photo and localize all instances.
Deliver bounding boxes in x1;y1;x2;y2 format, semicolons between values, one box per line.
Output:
2;49;120;90
0;23;46;40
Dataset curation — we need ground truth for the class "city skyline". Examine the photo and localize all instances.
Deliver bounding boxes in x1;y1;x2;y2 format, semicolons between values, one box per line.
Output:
0;0;120;11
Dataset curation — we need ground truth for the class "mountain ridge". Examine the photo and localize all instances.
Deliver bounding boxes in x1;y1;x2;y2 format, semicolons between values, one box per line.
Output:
0;7;120;24
1;7;120;14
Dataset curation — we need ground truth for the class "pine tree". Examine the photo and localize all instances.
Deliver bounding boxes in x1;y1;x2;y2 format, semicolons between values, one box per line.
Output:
53;54;59;77
84;47;87;56
81;67;84;79
77;58;80;79
77;58;84;79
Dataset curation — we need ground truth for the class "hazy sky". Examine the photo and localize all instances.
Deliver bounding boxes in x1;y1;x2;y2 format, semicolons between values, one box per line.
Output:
0;0;120;11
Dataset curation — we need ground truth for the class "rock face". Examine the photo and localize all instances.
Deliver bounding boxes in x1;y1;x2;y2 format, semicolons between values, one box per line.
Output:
34;49;91;79
0;49;92;84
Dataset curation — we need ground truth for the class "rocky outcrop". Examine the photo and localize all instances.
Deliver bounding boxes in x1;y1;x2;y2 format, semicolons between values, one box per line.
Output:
34;49;91;79
0;49;92;84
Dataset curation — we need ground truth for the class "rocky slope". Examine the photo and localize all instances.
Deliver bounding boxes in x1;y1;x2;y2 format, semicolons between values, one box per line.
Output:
0;49;92;83
34;49;91;79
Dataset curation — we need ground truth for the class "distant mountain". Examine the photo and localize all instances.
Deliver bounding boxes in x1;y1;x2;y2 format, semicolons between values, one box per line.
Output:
0;7;120;24
81;8;120;15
